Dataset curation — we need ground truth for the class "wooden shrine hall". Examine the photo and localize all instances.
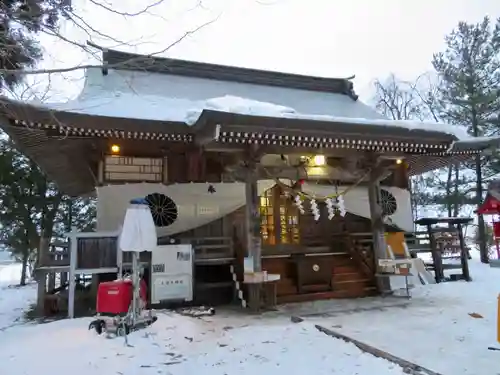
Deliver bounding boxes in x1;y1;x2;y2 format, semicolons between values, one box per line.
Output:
0;46;498;314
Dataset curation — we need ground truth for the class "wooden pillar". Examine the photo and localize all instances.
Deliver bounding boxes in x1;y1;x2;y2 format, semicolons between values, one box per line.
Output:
68;226;78;319
47;272;56;291
36;236;49;314
457;223;471;281
116;226;123;278
426;223;444;283
244;160;262;311
367;164;391;293
60;271;68;285
245;165;262;272
36;271;47;315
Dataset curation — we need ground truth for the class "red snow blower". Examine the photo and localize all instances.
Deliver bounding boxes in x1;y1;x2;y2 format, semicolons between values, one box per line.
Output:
89;197;158;337
88;276;157;337
89;276;157;337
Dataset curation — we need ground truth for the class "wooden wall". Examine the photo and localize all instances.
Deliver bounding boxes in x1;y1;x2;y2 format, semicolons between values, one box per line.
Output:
167;151;226;184
166;160;409;303
166;151;410;190
173;203;374;255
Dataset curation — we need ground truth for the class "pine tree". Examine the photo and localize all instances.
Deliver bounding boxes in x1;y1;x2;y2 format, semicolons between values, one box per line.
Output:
432;17;500;263
0;0;70;90
0;139;95;285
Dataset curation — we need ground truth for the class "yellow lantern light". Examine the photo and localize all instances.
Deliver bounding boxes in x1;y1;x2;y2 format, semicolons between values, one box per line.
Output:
313;155;326;166
110;144;120;154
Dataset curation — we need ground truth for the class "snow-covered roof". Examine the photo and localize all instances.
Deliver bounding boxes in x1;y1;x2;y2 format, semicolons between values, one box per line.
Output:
45;67;384;124
1;50;499;196
19;65;472;142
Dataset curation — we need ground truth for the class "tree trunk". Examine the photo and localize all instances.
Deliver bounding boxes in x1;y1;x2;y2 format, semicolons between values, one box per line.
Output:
445;166;453;219
476;154;488;263
452;164;460;218
20;248;29;286
471;107;488;263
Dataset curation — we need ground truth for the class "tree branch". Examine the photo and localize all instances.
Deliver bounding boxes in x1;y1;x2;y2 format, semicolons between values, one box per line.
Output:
0;16;218;76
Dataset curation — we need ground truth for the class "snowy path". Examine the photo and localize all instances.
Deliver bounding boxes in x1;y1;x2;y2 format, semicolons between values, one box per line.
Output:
0;313;407;375
309;255;500;375
0;263;36;331
0;262;408;374
1;257;499;374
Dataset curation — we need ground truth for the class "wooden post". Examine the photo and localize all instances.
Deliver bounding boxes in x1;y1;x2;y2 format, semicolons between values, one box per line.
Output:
36;271;47;315
244;160;262;311
245;165;262;272
47;272;56;291
68;226;78;319
426;223;444;283
457;223;471;281
116;225;123;278
36;235;49;314
367;164;391;293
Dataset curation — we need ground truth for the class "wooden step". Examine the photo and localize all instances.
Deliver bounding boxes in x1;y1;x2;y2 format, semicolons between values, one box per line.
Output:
276;278;298;296
334;279;375;291
332;272;367;283
195;281;233;290
331;253;357;267
333;265;362;274
277;287;378;304
299;284;332;293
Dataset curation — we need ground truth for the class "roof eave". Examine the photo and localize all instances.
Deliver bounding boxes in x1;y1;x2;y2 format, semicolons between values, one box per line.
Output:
194;110;456;143
448;136;500;153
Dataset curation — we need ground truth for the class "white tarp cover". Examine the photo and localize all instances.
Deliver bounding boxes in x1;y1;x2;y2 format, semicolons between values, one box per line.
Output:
119;201;157;252
97;181;276;236
301;183;414;232
97;182;413;236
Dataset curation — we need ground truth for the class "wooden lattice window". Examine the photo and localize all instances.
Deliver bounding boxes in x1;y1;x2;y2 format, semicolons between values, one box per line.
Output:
259;187;300;245
278;194;300;244
260;189;276;245
104;156;163;182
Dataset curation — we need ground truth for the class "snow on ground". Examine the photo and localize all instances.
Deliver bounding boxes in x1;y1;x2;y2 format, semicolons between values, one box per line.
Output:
308;253;500;375
2;254;500;374
0;313;408;375
0;263;36;331
0;262;408;375
0;249;14;264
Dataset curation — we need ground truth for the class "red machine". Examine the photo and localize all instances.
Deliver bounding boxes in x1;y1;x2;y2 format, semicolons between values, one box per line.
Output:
89;198;158;338
477;187;500;259
89;278;156;337
96;279;147;315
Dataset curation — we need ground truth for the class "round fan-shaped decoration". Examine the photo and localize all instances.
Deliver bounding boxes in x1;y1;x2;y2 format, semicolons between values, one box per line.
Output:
380;189;397;216
145;193;178;227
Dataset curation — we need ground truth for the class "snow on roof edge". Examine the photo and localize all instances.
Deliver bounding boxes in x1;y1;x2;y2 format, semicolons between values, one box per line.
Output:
1;91;472;142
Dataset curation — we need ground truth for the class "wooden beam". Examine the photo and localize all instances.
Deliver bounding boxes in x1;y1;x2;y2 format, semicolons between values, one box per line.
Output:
244;162;262;271
68;227;78;319
367;158;391;293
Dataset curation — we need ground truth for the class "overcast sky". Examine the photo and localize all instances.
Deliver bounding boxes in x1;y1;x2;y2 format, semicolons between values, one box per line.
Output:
37;0;500;102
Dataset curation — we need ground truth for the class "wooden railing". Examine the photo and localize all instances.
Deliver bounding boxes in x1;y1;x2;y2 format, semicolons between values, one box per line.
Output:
76;236;118;269
39;241;70;268
37;236;119;270
344;233;376;277
185;236;234;264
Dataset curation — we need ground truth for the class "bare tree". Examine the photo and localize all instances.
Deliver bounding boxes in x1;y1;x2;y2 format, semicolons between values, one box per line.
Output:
373;74;424;122
373;75;426;222
0;0;222;104
373;74;475;223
